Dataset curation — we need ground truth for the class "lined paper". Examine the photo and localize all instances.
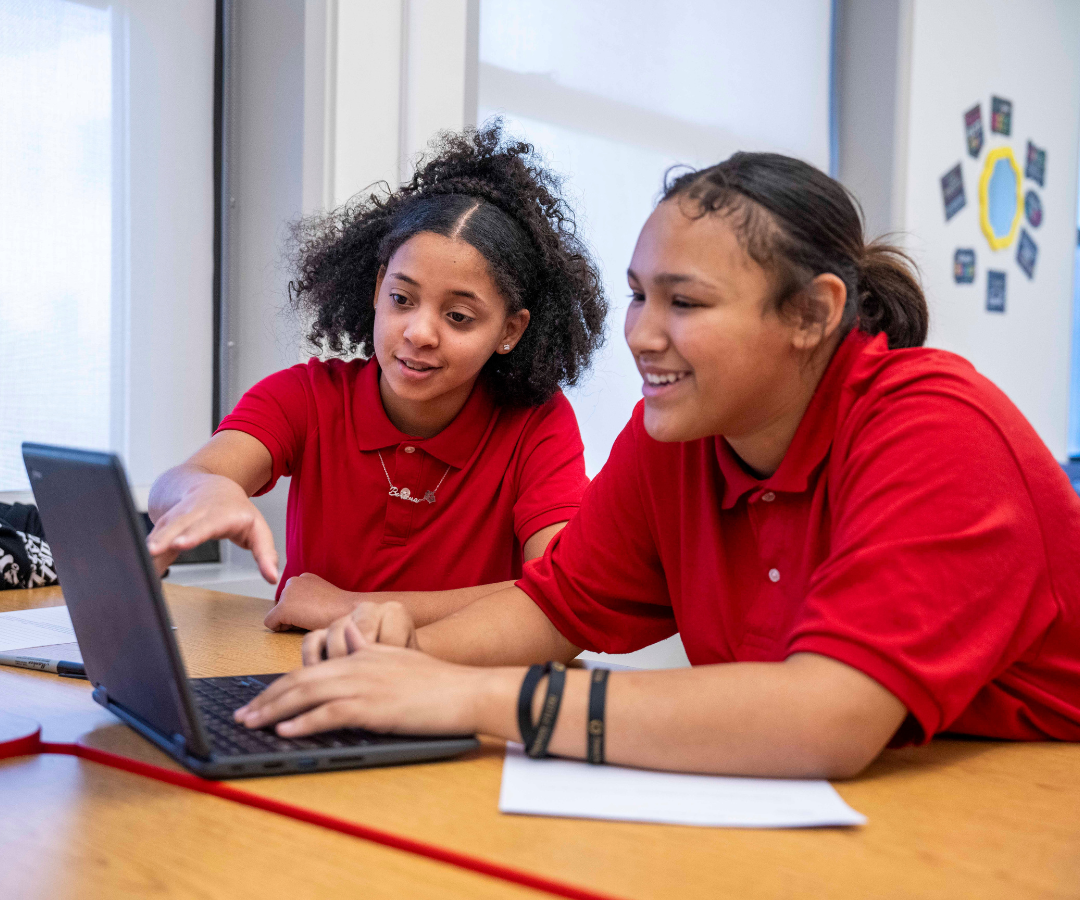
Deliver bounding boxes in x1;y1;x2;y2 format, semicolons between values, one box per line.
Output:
0;605;77;652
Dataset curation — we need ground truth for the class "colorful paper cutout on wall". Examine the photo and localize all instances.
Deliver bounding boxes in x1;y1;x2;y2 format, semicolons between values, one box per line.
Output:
946;96;1045;299
954;248;976;283
1016;230;1037;279
1025;141;1046;186
964;104;983;158
941;163;966;221
1024;190;1042;227
986;270;1007;313
978;147;1023;251
991;97;1012;135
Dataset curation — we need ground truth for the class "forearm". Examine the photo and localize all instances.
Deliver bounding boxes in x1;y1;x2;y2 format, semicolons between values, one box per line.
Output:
148;463;218;522
472;653;906;778
380;581;515;628
417;585;580;666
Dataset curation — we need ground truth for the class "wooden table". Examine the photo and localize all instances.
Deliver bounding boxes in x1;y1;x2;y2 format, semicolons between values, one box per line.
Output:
2;585;1079;900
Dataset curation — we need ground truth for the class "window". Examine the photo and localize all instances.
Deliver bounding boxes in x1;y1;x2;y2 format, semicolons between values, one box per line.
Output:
478;0;833;474
0;0;216;499
0;0;115;491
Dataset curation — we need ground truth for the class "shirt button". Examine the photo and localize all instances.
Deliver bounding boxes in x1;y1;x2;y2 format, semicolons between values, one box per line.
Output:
768;568;780;583
762;491;776;502
403;446;415;454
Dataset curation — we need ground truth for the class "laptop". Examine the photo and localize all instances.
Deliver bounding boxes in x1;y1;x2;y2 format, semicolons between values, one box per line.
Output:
22;442;479;778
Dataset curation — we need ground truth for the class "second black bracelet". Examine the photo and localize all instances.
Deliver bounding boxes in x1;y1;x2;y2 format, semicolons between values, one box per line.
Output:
516;661;569;759
586;667;610;764
527;660;567;758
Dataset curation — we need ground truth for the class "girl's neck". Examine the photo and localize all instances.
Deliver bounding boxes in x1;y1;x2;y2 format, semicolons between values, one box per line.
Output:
724;336;841;478
378;372;477;439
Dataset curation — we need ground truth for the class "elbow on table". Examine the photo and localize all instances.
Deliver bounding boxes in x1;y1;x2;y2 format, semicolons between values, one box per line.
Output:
806;740;882;781
779;653;908;779
795;711;903;780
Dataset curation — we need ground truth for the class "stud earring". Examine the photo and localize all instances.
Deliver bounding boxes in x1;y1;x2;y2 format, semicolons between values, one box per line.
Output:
503;344;511;351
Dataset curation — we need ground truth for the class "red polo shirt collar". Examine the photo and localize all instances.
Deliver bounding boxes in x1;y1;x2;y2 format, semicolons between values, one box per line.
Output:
351;358;496;469
714;329;872;509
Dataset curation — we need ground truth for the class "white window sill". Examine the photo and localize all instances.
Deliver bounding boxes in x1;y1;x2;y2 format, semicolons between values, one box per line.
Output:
164;561;279;601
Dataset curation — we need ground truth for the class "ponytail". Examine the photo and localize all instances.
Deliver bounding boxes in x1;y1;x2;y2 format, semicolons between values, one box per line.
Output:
664;153;929;350
855;240;928;349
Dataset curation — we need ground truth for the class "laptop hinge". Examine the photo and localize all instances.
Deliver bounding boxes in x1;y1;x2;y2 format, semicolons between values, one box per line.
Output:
92;685;108;706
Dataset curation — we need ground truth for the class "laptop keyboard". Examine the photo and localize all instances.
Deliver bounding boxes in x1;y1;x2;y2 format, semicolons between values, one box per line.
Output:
190;675;401;757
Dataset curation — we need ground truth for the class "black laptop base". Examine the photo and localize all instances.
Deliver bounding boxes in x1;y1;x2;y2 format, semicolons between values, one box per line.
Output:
96;674;478;780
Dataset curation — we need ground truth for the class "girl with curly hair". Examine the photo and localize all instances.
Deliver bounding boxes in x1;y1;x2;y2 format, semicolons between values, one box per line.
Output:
146;123;607;634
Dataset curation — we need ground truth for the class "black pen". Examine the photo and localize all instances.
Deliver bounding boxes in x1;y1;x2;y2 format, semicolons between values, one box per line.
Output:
0;652;87;679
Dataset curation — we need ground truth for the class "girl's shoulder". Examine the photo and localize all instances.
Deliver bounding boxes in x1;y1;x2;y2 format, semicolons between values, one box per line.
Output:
841;334;1026;435
237;356;376;424
835;334;1058;493
267;355;374;398
498;388;582;439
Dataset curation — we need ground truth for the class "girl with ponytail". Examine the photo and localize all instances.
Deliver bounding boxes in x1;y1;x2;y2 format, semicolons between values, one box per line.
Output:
236;153;1080;779
146;122;607;632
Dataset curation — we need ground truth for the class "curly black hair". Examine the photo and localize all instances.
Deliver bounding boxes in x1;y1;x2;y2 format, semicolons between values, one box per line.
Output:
287;121;607;407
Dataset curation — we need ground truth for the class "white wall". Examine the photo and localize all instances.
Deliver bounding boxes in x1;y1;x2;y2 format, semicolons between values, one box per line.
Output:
835;0;907;243
305;0;476;212
124;1;217;487
401;0;476;168
217;0;308;572
900;0;1080;460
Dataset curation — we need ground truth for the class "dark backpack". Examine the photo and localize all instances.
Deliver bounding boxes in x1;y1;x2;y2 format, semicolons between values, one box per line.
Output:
0;502;59;589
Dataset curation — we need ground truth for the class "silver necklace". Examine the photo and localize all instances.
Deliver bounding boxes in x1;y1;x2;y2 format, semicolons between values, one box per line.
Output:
377;451;451;505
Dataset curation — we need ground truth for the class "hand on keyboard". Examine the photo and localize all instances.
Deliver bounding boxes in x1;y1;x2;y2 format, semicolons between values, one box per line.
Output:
233;643;483;739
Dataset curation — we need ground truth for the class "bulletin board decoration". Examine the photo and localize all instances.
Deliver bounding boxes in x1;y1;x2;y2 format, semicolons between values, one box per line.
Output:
978;146;1023;251
964;104;984;158
946;95;1045;308
1016;230;1038;279
941;163;967;221
991;96;1012;135
987;270;1007;313
1026;141;1046;186
954;248;976;283
1024;190;1042;227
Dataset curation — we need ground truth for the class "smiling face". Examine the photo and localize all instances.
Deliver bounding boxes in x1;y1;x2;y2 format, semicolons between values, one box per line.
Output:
372;232;529;437
625;199;832;472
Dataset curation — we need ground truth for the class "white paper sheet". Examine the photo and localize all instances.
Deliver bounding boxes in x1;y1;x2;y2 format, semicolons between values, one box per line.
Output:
499;742;866;828
0;605;77;652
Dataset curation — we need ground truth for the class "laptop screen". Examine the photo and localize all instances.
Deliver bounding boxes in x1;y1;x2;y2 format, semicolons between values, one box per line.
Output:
23;444;207;755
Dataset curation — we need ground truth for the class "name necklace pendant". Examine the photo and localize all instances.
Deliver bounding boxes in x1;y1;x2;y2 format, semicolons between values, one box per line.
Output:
378;450;451;505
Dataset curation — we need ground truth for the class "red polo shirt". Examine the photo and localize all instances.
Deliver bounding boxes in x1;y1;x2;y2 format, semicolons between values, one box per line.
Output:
217;357;588;600
519;331;1080;745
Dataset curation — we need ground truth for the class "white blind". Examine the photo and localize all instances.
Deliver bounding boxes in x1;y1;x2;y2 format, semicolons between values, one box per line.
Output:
0;0;215;497
0;0;114;491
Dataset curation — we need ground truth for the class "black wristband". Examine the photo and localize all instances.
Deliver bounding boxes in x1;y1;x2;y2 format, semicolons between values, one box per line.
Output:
586;667;609;765
526;661;567;759
517;664;545;748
